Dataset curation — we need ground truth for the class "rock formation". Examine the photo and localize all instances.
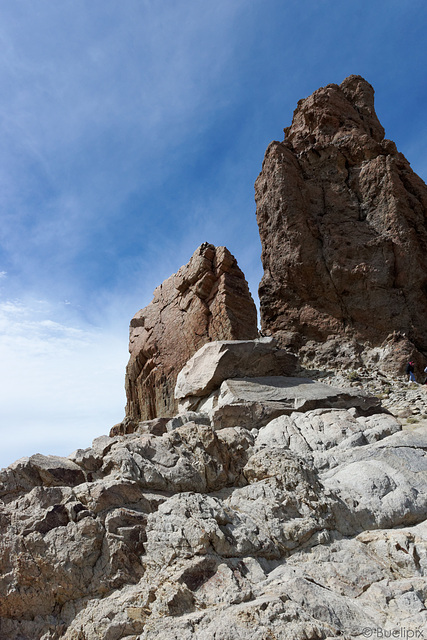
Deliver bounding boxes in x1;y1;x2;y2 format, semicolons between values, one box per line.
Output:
125;243;258;422
1;338;427;639
256;75;427;371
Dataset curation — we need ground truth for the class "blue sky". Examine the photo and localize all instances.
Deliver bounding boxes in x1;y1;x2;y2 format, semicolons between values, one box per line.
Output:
1;0;426;469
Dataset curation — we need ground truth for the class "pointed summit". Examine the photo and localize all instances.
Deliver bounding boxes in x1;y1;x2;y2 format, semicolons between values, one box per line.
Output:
125;243;258;421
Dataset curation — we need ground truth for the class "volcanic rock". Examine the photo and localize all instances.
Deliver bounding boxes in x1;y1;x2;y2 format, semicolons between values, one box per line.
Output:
174;336;298;401
125;243;258;422
2;364;427;639
256;75;427;371
190;375;382;431
3;75;427;640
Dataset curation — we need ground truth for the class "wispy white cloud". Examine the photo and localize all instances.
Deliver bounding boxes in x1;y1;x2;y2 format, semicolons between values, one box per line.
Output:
0;298;127;469
0;1;254;302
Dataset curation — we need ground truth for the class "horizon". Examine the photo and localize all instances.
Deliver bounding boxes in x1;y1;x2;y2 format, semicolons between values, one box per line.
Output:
1;0;427;469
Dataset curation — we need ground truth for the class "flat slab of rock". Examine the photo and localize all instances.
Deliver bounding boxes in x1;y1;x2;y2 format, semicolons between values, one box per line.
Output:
175;337;298;401
196;376;381;430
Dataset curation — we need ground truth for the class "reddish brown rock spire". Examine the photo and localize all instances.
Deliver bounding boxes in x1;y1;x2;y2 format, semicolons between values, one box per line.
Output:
125;243;258;421
256;75;427;366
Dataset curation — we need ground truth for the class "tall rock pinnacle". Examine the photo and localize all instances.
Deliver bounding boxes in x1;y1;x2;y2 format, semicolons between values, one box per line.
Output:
125;243;258;421
255;75;427;365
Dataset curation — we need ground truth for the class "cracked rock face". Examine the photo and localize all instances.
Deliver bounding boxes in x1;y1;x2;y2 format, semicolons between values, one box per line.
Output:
2;339;427;639
256;75;427;365
125;243;258;422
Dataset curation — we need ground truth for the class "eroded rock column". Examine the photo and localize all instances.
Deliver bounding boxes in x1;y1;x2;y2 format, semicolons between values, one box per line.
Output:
256;75;427;366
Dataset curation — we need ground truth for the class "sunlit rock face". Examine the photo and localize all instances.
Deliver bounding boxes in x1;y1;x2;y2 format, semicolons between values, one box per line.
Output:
2;338;427;640
125;243;258;421
256;75;427;369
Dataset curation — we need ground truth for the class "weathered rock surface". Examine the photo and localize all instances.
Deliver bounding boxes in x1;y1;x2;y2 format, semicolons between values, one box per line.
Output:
125;243;258;422
175;337;298;401
2;338;427;639
181;373;382;430
256;74;427;370
257;408;401;469
0;454;86;500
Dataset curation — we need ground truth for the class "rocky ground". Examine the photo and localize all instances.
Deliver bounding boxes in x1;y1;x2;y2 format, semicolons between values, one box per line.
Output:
1;338;427;640
315;365;427;423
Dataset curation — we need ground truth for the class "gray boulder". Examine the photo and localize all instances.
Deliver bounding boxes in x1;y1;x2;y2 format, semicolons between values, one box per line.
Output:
257;408;401;468
323;425;427;531
0;454;86;499
175;337;298;402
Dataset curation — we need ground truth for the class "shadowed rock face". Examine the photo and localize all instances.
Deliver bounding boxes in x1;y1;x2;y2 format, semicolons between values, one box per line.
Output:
256;75;427;361
125;243;258;421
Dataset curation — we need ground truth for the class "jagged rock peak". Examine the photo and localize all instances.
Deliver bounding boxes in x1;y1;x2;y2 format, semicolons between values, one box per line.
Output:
256;74;427;371
284;75;385;150
125;243;258;422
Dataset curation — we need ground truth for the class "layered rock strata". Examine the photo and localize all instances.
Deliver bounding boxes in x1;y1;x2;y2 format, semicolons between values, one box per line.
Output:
125;243;258;421
2;339;427;639
256;75;427;370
